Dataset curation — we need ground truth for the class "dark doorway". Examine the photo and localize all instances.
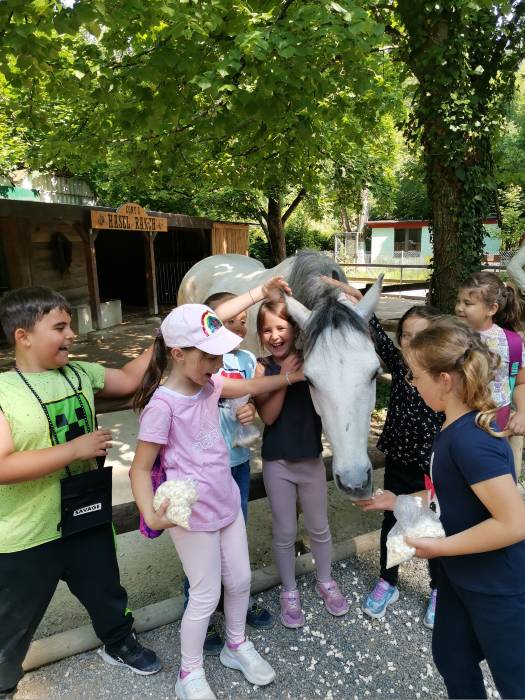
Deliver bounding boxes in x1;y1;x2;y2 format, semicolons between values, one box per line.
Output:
155;228;211;306
95;230;148;307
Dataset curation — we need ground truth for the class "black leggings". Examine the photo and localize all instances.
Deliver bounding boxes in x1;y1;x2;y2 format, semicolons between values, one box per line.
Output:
379;455;440;589
0;524;133;693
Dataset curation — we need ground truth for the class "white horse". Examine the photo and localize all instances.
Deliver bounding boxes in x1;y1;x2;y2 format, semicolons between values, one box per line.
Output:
178;251;382;499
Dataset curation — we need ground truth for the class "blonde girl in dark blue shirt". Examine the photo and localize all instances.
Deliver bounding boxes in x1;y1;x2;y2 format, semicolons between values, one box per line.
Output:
361;317;525;699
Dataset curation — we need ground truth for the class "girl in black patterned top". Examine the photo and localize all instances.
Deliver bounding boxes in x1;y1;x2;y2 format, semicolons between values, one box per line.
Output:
323;278;443;627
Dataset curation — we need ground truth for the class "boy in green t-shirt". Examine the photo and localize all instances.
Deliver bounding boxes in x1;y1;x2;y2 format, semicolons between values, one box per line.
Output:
0;287;161;699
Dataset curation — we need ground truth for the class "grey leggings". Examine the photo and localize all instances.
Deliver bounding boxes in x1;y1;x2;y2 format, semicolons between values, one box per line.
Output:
262;457;332;591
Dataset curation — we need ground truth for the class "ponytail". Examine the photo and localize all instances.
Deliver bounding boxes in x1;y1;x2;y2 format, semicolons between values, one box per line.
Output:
133;333;170;411
461;347;505;436
494;281;524;332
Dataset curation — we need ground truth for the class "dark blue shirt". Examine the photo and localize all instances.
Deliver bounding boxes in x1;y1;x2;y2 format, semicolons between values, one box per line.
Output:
432;411;525;594
260;358;322;461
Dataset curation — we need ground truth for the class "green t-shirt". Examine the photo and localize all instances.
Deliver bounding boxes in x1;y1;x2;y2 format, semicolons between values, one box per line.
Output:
0;361;105;553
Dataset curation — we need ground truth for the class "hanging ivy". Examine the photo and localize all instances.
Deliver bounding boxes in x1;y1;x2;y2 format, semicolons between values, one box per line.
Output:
374;0;525;310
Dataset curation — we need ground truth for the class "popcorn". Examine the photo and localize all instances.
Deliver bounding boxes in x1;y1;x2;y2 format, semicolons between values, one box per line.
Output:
153;479;198;529
386;534;415;569
386;495;445;568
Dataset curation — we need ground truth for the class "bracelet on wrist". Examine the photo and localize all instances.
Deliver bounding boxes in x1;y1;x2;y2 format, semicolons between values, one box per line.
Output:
285;371;292;386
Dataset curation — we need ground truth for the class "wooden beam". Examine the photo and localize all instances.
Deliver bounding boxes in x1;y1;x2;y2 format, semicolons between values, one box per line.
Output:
143;231;158;316
111;451;385;535
78;225;103;330
0;217;32;288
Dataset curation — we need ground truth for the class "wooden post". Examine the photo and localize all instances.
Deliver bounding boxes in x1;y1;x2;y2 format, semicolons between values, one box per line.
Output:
1;219;32;288
143;231;158;316
77;224;103;330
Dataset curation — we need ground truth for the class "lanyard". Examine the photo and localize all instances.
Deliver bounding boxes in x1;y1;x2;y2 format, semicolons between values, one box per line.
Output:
15;364;93;477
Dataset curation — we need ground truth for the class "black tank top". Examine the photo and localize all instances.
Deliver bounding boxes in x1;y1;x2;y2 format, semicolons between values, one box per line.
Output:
261;359;322;461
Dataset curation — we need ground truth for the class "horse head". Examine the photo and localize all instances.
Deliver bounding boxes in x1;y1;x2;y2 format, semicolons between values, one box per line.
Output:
286;276;383;501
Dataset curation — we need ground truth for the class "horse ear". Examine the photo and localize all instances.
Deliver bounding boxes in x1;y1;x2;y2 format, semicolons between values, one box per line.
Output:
285;296;312;329
355;274;384;321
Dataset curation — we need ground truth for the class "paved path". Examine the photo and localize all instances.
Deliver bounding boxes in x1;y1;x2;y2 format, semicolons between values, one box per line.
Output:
18;551;499;699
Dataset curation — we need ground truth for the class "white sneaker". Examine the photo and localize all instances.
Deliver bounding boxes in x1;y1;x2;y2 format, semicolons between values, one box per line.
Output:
175;668;216;700
220;639;276;686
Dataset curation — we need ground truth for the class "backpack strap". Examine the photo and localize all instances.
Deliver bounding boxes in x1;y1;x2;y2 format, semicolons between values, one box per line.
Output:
502;328;523;399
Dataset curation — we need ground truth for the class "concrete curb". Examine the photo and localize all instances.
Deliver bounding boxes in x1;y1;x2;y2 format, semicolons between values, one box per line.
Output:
23;529;380;672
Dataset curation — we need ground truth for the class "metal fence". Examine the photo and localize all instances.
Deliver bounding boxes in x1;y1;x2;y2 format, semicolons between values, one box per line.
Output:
334;230;518;268
156;260;199;306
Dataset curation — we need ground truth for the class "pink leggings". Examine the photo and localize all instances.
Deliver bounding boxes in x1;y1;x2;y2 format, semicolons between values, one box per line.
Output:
169;511;251;670
263;457;332;591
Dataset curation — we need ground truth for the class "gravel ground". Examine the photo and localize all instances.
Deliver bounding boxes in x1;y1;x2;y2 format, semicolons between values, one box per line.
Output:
18;551;499;700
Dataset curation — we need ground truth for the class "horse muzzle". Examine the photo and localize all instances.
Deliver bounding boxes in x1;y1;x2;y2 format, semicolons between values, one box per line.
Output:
334;466;373;501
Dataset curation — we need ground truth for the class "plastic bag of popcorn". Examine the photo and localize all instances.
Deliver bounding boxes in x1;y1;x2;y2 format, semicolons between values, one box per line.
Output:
386;495;445;569
153;479;198;529
229;395;260;448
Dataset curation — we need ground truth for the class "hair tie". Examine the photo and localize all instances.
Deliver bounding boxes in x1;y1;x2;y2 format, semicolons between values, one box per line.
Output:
461;346;473;363
155;327;163;339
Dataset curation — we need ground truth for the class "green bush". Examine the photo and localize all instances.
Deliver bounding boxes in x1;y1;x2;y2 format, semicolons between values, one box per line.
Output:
249;218;333;266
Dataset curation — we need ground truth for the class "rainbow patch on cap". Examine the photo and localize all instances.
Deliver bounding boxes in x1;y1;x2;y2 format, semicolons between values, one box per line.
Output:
201;310;222;337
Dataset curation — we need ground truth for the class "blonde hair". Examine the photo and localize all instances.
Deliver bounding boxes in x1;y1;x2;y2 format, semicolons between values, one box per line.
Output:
405;316;506;436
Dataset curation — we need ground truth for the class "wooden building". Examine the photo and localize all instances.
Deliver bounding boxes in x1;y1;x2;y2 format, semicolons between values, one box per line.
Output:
0;199;249;331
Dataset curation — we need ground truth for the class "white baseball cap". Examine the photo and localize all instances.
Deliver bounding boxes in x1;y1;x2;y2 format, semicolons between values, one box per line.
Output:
160;304;241;355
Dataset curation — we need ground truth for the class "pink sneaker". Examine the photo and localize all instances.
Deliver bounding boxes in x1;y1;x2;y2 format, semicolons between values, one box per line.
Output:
280;589;305;628
315;579;349;616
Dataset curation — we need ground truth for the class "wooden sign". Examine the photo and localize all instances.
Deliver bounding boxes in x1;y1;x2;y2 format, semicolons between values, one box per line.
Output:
91;202;168;232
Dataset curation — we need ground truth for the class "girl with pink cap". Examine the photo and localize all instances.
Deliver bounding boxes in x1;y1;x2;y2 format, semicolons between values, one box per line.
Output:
130;278;302;700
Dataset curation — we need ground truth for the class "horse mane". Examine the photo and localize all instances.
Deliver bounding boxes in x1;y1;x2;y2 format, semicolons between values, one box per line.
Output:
288;250;369;357
288;249;347;309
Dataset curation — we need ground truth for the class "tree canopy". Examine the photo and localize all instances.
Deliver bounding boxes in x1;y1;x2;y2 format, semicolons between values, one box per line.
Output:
2;1;525;303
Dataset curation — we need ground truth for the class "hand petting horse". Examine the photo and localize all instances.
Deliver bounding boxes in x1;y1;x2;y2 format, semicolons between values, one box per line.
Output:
178;250;383;499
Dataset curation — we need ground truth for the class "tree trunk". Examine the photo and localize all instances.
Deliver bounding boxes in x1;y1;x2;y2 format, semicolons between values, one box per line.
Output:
260;189;307;265
428;163;462;311
427;159;483;312
340;206;351;232
267;195;287;264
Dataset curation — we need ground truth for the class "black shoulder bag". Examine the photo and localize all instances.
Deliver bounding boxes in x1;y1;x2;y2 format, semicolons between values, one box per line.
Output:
16;364;113;537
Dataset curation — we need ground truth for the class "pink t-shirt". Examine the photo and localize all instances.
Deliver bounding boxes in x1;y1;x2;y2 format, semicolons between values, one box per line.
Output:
138;376;241;532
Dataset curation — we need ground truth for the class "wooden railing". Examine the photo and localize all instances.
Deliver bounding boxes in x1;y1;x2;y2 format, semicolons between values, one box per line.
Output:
343;262;507;287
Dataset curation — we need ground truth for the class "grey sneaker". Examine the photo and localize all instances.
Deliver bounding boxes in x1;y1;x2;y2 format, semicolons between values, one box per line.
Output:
175;668;216;699
220;640;276;686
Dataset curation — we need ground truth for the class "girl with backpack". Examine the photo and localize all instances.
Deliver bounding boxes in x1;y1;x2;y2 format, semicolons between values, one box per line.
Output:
455;271;525;476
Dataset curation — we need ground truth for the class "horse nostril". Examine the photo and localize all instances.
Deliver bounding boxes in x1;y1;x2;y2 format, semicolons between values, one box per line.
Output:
334;468;373;500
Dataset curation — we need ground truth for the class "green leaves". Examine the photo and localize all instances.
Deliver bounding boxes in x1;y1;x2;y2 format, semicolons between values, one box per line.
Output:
392;0;525;309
